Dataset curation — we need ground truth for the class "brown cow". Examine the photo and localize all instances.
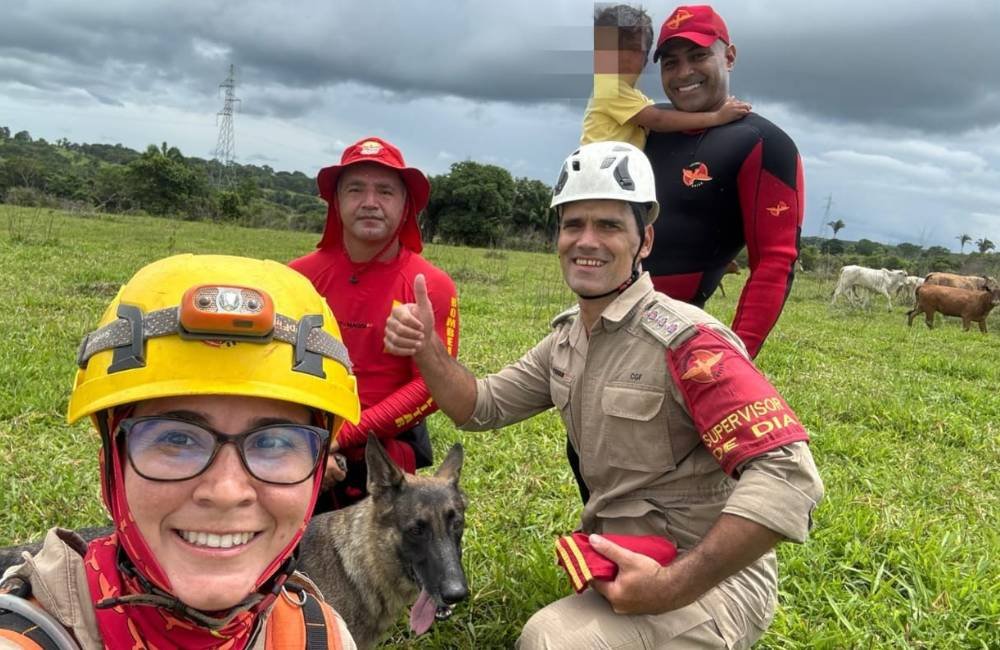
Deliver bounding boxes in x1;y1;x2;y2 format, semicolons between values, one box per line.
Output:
907;284;1000;333
924;272;999;293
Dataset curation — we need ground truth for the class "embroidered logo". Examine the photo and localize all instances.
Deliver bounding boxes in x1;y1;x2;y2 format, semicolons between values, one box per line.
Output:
682;162;712;188
644;307;680;336
766;201;790;216
666;8;694;29
681;349;724;383
359;140;383;155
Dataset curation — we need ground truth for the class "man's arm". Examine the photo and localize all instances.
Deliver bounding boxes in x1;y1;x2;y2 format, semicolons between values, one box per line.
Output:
385;274;555;429
384;274;478;424
731;126;804;358
589;324;823;613
334;274;460;450
591;440;823;614
629;97;750;133
590;513;780;614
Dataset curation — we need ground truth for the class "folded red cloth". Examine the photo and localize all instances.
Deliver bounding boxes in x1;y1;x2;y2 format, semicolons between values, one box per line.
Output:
555;532;678;593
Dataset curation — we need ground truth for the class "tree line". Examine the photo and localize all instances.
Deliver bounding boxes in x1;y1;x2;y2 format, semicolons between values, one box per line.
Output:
1;126;997;269
0;127;556;250
797;236;998;279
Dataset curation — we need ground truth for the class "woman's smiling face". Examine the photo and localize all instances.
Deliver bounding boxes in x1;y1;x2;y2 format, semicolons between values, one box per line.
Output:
125;394;314;611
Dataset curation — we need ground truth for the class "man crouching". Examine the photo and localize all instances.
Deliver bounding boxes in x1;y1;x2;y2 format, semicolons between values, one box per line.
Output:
385;141;824;648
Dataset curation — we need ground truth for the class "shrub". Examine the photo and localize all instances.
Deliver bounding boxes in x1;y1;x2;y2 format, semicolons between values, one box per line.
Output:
3;186;60;208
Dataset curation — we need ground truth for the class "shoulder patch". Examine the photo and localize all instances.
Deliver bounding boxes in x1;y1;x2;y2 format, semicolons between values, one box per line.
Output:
640;297;696;348
550;304;580;329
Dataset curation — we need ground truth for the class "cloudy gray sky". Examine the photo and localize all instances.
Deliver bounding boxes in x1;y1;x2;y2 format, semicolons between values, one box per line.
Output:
2;0;999;250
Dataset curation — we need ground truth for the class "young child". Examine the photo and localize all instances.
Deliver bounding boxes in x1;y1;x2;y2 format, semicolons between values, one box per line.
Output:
582;3;750;148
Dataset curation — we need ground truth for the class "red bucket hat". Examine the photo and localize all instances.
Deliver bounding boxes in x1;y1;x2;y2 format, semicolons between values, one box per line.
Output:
653;5;730;62
316;137;430;253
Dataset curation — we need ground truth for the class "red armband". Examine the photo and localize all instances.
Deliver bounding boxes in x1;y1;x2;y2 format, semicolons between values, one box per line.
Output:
667;325;809;475
555;532;677;594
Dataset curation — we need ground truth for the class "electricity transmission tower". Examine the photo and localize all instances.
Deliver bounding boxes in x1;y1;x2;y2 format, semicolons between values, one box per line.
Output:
820;193;833;236
212;64;241;187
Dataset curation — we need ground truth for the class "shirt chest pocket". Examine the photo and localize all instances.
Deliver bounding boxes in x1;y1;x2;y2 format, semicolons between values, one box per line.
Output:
600;385;675;472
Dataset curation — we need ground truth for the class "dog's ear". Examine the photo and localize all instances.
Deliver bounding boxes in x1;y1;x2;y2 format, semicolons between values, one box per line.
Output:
433;443;463;485
366;434;404;496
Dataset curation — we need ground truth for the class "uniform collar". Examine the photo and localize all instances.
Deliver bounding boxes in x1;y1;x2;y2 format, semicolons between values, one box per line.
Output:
599;273;654;330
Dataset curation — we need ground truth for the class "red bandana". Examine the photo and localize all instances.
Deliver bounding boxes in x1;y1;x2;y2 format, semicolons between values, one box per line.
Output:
83;409;325;649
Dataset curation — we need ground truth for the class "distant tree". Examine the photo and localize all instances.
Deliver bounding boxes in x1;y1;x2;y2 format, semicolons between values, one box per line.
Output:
236;177;262;204
423;172;453;241
853;238;881;255
820;238;845;255
929;257;958;272
127;144;207;215
826;219;845;238
0;126;10;140
797;245;819;271
217;191;243;221
976;238;996;254
13;130;32;143
4;156;46;189
93;165;133;211
924;245;950;257
426;161;515;247
956;233;972;253
510;177;555;239
895;242;923;258
882;255;908;271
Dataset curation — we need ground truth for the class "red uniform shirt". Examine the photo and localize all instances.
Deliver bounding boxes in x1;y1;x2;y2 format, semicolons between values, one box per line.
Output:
645;113;804;358
289;247;459;464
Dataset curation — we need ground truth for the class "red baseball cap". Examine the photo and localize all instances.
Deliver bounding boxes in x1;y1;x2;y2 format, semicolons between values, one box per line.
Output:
653;5;730;62
316;136;430;253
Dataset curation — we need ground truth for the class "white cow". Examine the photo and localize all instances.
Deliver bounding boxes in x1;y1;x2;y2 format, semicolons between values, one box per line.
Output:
895;275;925;306
831;265;909;310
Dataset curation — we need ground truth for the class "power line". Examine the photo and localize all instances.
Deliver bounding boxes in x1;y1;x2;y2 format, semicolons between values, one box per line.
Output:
212;63;241;187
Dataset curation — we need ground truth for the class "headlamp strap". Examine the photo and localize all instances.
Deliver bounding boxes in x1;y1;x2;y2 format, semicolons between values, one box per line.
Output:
77;306;352;374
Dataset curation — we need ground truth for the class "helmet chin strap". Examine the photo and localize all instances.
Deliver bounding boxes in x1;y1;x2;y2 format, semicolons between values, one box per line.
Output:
572;204;646;301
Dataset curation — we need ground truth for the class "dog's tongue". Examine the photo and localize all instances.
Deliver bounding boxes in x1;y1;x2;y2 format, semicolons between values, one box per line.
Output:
409;589;437;635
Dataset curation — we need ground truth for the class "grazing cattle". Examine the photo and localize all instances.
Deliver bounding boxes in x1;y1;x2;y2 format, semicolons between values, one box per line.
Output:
895;275;925;305
924;272;999;293
831;265;909;310
907;284;1000;333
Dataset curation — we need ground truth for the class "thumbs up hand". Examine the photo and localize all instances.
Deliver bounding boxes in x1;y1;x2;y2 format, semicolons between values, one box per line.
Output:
385;273;436;357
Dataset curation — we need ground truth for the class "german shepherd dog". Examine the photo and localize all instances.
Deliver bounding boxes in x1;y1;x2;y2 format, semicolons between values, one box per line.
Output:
0;436;468;649
300;435;468;648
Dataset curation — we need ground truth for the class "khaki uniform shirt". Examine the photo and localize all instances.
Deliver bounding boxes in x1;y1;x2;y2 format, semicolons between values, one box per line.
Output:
0;528;356;650
463;274;823;626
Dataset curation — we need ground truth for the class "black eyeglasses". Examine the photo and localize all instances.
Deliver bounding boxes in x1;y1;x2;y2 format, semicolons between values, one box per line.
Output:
119;417;330;485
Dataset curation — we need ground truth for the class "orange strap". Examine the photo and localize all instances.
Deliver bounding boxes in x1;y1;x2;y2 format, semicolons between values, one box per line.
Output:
0;629;45;650
264;590;343;650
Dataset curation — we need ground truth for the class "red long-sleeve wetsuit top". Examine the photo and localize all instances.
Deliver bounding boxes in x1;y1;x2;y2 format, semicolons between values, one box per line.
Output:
289;247;459;470
644;112;804;358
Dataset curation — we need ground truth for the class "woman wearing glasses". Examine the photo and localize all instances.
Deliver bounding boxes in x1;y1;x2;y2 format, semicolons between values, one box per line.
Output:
0;255;360;649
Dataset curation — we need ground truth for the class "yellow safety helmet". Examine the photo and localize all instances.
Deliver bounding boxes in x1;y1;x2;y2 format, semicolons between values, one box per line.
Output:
68;254;360;430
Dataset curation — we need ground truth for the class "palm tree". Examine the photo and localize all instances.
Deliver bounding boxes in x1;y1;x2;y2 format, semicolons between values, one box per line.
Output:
975;238;995;254
827;219;845;238
956;233;972;253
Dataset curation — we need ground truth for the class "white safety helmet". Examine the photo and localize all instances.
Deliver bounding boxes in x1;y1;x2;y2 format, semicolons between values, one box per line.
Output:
550;141;659;225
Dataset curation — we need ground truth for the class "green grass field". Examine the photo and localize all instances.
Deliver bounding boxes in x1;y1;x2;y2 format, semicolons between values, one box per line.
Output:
1;206;997;648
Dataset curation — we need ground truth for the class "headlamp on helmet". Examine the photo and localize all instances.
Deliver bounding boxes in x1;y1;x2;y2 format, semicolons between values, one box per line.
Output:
69;254;361;428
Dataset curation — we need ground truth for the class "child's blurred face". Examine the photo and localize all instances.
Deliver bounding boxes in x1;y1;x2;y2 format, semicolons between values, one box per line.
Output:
618;48;648;76
594;26;648;77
